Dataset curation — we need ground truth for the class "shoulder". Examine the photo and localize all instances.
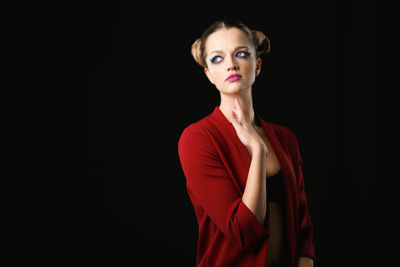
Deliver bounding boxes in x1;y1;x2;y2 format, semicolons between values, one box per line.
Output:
178;113;224;165
262;120;303;164
263;120;299;146
179;114;212;139
178;113;216;150
259;119;302;159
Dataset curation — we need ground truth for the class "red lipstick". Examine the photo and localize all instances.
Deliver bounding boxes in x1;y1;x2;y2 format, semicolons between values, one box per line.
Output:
225;73;242;82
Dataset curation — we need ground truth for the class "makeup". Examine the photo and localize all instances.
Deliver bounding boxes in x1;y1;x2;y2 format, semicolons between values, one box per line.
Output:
225;73;242;82
235;50;251;58
210;50;251;64
210;55;224;64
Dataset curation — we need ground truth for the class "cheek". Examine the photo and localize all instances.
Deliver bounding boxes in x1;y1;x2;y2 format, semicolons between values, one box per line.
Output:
240;60;258;84
240;60;255;74
208;66;225;84
243;59;257;73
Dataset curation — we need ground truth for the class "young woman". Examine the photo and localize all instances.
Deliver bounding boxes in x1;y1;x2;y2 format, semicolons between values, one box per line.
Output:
178;19;315;267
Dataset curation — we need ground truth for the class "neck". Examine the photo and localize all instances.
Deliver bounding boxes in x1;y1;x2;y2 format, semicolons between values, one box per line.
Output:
219;89;256;125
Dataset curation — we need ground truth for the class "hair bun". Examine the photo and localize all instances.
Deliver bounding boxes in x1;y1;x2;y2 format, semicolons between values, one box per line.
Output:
191;38;203;66
251;30;271;56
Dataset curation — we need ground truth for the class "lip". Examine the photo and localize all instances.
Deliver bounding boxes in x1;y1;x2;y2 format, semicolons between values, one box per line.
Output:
225;73;242;82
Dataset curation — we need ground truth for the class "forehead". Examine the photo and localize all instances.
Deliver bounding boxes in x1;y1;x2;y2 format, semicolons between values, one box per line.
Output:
205;28;252;54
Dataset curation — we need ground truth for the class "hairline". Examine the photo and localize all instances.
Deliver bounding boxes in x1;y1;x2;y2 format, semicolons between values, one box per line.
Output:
199;20;257;67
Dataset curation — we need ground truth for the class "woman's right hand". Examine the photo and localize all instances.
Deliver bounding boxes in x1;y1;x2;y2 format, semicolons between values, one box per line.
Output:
228;98;268;156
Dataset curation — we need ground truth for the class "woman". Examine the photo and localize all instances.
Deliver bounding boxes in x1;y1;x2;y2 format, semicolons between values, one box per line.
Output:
178;19;315;267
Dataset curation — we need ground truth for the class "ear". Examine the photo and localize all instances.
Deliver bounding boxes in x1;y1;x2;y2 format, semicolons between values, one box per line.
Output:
204;67;215;84
255;58;262;76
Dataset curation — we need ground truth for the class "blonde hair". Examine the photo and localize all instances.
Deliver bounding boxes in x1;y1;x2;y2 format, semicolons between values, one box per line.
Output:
191;20;271;67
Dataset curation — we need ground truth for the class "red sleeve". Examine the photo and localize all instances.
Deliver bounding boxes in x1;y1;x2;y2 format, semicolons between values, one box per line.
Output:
178;124;268;250
289;130;316;261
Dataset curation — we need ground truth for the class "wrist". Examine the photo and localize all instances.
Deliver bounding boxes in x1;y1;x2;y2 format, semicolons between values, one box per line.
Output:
250;142;267;156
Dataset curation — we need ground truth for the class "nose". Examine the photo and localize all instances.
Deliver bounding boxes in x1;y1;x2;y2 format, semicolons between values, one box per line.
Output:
226;55;239;71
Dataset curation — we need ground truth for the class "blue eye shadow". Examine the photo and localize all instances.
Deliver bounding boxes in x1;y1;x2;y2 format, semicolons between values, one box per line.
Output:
236;50;251;58
210;55;223;64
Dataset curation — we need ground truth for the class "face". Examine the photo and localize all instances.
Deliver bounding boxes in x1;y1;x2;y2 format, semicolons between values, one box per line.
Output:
204;27;261;95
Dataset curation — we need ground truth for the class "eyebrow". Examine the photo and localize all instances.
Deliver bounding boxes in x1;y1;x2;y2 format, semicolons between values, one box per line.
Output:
209;46;251;56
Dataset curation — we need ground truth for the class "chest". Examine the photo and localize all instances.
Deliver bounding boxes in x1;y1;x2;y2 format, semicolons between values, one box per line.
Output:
259;129;282;177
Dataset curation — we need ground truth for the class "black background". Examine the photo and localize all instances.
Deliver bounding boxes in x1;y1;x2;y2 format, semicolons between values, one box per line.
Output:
2;1;398;266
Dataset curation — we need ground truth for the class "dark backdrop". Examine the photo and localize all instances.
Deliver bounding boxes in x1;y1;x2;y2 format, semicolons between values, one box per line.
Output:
3;1;398;266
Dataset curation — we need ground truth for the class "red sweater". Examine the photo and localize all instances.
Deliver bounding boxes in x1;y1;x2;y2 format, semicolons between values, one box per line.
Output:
178;106;315;267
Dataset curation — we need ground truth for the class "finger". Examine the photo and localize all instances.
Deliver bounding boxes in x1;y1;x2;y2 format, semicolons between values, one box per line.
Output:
229;111;239;128
233;98;240;113
230;110;239;123
234;97;240;108
231;108;241;126
231;100;238;117
233;98;244;122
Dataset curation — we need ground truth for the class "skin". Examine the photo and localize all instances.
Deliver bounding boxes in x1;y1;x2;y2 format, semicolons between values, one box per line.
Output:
203;27;314;267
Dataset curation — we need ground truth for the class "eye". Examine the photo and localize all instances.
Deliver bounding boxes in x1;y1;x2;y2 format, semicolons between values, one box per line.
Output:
236;50;251;58
210;55;224;64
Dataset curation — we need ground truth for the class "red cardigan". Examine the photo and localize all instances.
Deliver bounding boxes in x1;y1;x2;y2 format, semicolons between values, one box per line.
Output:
178;106;315;267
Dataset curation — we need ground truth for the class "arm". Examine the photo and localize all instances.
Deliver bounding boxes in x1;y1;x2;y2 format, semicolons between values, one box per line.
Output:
242;144;267;226
178;99;269;249
178;125;268;250
230;98;268;226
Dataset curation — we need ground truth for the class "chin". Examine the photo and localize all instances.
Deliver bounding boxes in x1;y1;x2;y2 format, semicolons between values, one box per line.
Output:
220;83;250;95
